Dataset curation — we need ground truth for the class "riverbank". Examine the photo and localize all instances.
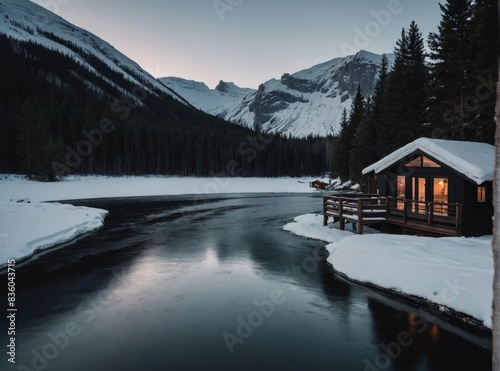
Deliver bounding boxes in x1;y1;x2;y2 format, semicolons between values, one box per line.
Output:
0;174;321;202
283;214;493;330
0;201;108;265
0;174;318;268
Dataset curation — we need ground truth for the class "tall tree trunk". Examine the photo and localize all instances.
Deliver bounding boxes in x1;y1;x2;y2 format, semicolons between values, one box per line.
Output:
493;3;500;369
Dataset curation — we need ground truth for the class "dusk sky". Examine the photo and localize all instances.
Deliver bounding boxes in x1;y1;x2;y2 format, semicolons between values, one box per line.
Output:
31;0;442;89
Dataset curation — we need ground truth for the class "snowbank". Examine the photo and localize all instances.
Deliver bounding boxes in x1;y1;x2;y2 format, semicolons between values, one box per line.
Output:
283;214;357;243
0;175;315;268
0;201;107;266
283;214;493;329
0;175;315;203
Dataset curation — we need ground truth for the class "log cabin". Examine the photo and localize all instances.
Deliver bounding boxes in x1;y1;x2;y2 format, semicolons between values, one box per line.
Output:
310;180;329;190
361;138;494;237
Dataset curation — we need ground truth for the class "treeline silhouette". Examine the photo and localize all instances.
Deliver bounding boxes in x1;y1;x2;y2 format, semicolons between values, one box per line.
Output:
0;35;332;181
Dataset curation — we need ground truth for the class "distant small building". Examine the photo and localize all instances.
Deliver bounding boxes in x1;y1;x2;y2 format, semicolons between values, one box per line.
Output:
362;138;494;237
310;180;329;190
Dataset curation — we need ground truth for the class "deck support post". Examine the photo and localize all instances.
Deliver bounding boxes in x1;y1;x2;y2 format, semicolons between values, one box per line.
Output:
357;198;363;234
323;197;328;226
428;203;434;226
339;198;345;231
455;203;461;230
403;200;408;225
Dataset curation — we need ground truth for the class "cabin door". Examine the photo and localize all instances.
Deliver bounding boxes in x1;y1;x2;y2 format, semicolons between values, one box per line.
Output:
411;177;449;215
433;178;449;215
412;177;427;214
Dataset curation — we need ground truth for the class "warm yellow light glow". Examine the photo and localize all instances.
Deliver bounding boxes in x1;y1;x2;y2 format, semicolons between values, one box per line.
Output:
430;324;440;341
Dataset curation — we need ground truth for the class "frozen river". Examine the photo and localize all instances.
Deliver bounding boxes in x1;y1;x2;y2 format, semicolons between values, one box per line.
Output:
3;194;492;370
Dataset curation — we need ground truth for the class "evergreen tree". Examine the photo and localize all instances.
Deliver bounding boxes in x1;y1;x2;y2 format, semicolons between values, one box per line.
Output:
348;85;366;130
15;100;66;180
333;87;365;180
16;101;40;179
404;21;429;137
468;0;498;143
351;98;376;185
407;22;428;95
0;90;7;171
428;0;474;139
382;23;429;155
332;109;349;179
373;54;390;157
393;28;410;67
384;29;412;154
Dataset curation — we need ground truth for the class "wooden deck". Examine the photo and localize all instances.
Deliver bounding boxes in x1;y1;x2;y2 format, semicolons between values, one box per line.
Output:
323;194;387;234
385;197;462;237
323;195;463;236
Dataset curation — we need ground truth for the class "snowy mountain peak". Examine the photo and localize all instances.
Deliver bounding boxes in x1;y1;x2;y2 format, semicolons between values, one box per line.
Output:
159;77;255;113
353;49;387;62
215;80;245;96
164;51;394;137
164;77;211;92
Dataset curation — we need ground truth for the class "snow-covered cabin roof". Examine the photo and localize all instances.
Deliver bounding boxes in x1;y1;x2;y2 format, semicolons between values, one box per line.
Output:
362;138;495;185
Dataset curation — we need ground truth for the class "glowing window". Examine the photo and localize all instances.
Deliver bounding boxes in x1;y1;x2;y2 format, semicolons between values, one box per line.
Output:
478;186;486;202
397;176;406;198
405;157;421;167
422;156;440;167
396;176;406;210
433;178;448;216
405;156;441;168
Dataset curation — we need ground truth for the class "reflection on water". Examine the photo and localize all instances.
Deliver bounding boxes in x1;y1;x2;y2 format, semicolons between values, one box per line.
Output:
3;194;492;371
367;298;491;371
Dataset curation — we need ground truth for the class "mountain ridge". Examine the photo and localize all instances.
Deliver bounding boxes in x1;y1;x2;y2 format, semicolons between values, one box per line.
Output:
162;50;394;137
0;0;182;105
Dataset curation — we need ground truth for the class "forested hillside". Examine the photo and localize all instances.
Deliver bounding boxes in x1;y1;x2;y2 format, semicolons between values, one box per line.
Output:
0;36;332;180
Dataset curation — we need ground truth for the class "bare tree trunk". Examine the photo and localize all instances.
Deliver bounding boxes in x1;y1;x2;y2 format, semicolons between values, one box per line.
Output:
493;3;500;369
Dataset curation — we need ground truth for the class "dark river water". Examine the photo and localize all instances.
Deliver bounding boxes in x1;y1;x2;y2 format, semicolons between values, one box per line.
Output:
2;193;492;371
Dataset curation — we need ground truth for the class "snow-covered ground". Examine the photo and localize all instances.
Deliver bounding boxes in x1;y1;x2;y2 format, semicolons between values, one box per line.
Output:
0;175;316;268
0;202;107;265
284;214;493;330
0;175;315;203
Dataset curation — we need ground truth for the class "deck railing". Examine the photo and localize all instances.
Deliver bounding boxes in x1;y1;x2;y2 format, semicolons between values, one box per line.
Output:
386;197;462;234
323;194;387;234
323;194;463;236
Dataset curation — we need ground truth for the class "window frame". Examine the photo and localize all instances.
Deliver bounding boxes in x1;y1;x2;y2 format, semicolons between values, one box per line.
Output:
477;186;487;203
404;155;441;168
